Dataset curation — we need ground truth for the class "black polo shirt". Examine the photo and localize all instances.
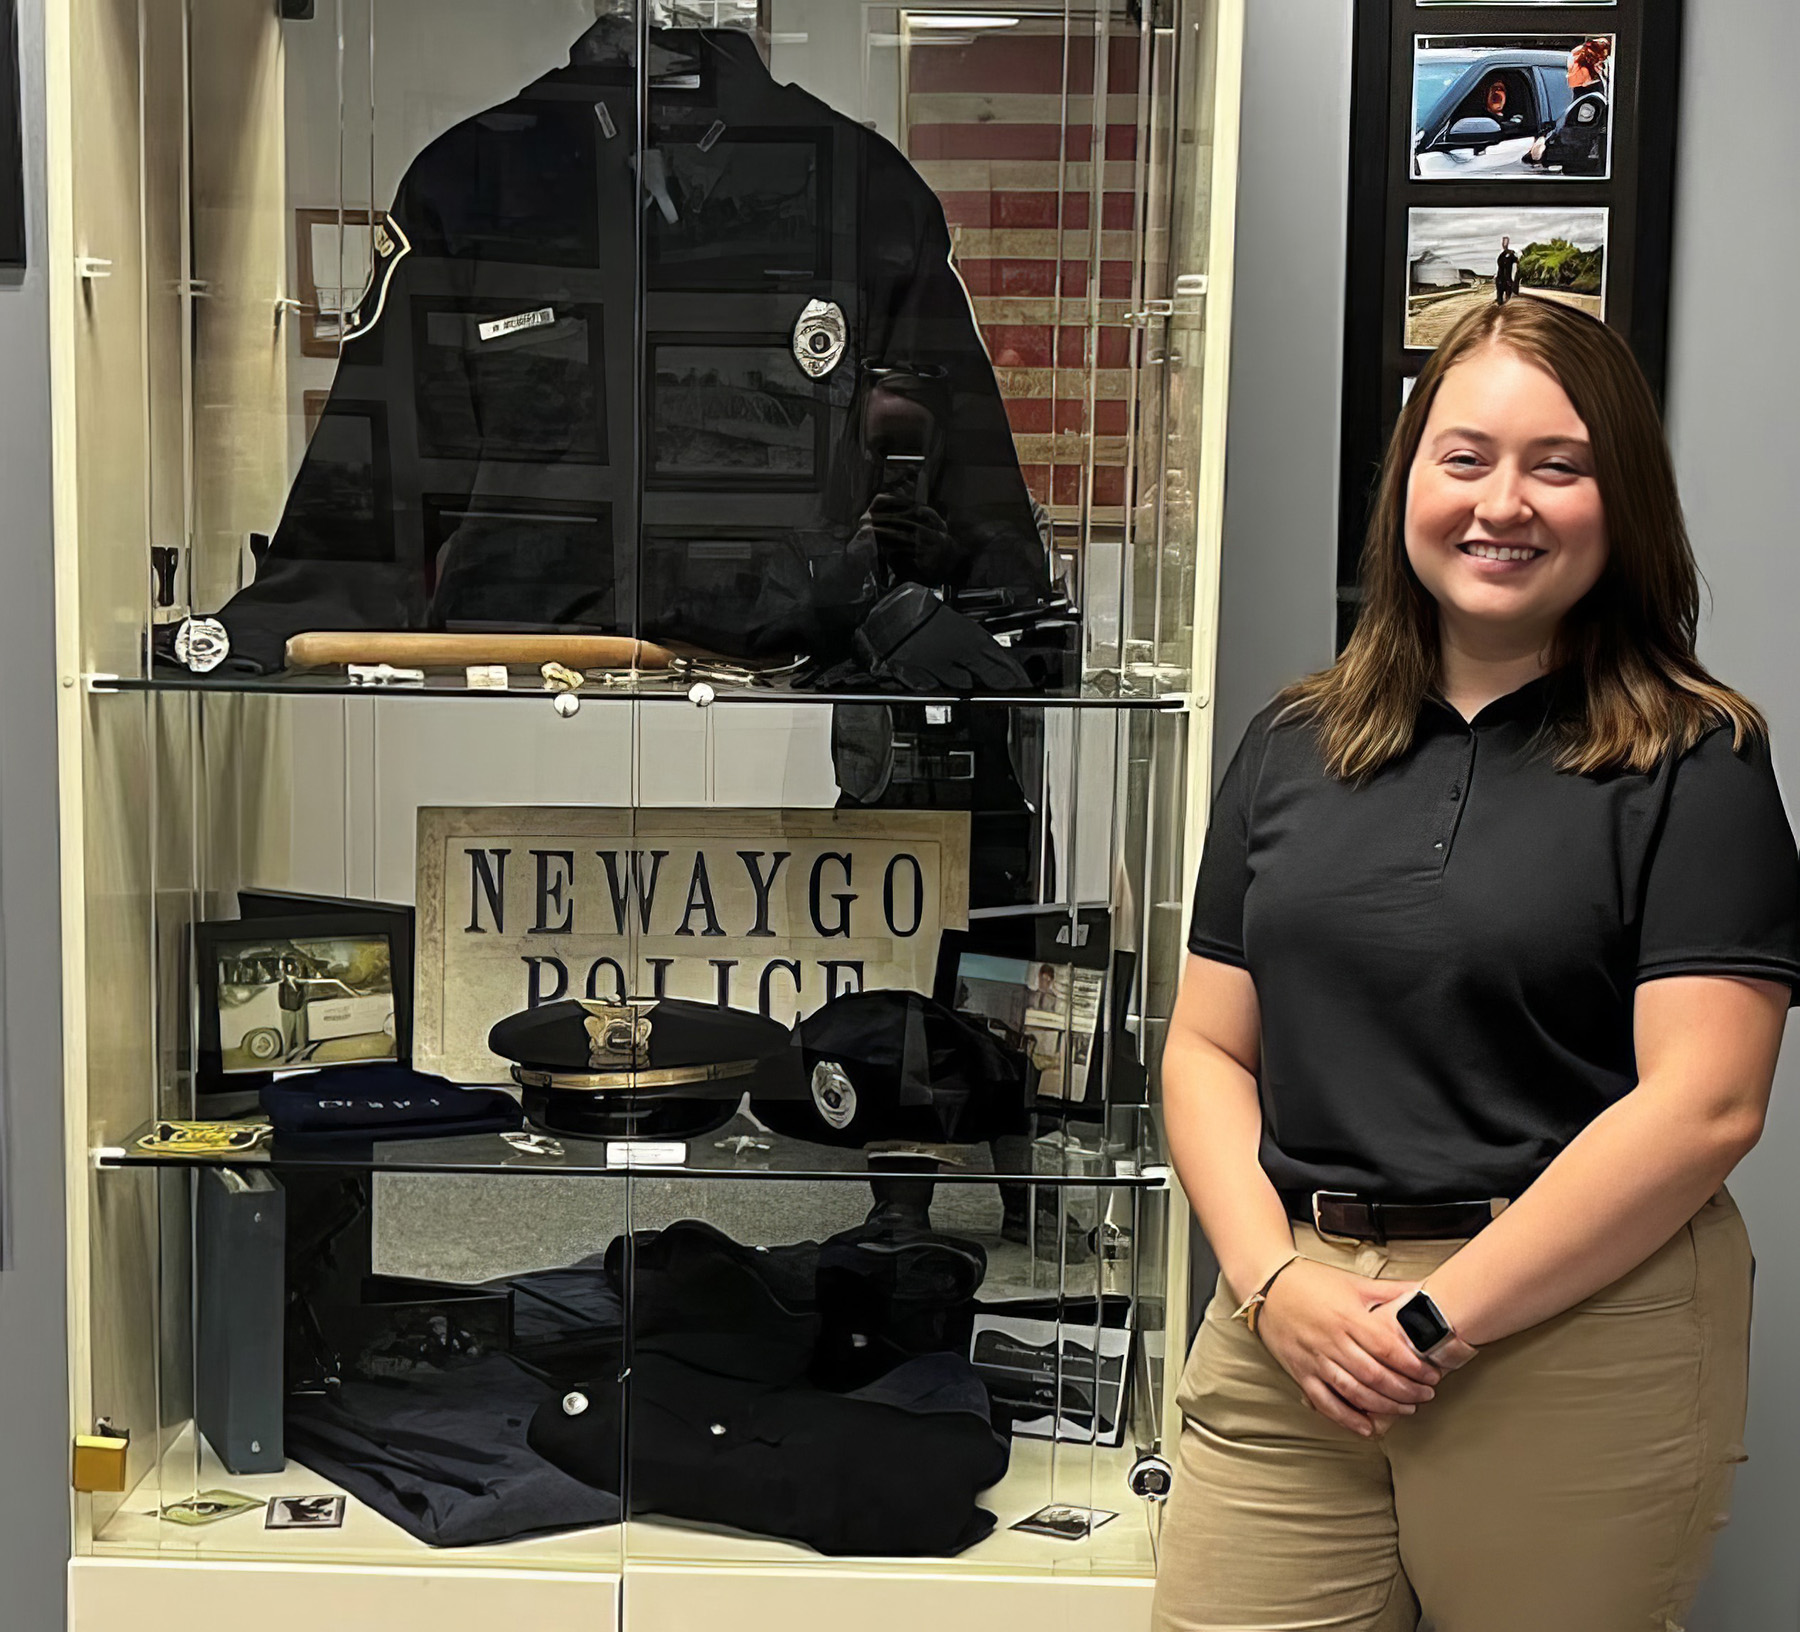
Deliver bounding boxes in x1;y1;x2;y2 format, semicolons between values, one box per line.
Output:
1189;675;1800;1204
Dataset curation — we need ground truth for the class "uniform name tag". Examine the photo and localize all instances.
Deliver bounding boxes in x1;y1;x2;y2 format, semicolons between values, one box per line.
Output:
478;307;556;342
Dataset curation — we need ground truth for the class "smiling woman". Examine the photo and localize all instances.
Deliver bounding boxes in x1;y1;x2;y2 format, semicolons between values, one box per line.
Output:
1295;295;1759;780
1151;296;1800;1631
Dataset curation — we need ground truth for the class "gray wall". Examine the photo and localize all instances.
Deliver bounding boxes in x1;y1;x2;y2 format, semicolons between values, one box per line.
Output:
1667;3;1800;1625
0;0;69;1627
1210;0;1347;759
1214;1;1800;1625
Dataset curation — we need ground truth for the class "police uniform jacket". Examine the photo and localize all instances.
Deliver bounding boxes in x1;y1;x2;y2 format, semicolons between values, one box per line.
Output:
216;20;1046;673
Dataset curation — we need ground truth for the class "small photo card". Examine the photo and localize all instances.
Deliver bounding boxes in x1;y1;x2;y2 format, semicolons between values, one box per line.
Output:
266;1495;347;1530
1011;1503;1118;1541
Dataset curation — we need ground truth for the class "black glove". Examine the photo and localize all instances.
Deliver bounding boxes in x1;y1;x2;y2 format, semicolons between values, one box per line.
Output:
853;583;1031;694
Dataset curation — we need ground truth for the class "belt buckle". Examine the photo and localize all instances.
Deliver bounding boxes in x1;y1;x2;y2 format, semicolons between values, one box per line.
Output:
1310;1190;1366;1245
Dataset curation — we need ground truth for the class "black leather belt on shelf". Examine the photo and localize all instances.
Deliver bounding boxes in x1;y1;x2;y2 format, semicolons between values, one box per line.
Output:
1288;1190;1510;1244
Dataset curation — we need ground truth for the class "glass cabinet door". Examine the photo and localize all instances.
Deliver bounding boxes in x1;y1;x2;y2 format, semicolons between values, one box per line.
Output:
59;0;1240;1606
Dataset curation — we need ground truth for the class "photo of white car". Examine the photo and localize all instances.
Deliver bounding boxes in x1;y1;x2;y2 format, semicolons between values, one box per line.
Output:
214;937;398;1073
1413;36;1613;181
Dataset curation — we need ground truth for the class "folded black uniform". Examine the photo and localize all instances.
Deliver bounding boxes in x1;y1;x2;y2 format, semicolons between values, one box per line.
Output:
532;1350;1007;1558
528;1219;1007;1554
261;1065;522;1141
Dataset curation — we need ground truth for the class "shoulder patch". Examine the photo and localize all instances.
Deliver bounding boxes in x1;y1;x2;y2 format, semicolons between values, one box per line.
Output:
342;215;412;344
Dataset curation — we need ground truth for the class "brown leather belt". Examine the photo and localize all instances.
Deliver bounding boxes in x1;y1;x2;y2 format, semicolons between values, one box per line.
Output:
1288;1190;1510;1244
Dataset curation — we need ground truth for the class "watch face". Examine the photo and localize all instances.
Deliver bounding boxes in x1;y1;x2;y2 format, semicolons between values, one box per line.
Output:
1397;1292;1452;1354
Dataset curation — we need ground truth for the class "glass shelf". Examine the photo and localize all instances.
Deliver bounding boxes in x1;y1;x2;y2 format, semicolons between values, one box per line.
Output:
97;1107;1166;1188
91;670;1191;711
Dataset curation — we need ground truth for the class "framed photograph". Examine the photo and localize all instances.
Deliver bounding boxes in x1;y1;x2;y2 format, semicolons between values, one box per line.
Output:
1405;206;1608;349
645;128;828;290
411;296;607;465
287;399;395;564
646;339;827;488
236;889;413;1059
1412;34;1615;182
419;493;618;612
934;907;1118;1117
196;911;412;1093
970;1296;1134;1447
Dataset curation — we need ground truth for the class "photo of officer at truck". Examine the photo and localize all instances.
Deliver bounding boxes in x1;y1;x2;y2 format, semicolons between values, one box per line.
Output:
214;933;397;1072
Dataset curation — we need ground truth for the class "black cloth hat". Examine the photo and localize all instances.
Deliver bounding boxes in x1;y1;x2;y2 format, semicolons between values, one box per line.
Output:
751;990;1028;1148
602;1222;821;1385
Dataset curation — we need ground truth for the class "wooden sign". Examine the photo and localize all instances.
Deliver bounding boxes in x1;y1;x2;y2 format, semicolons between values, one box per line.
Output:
415;807;971;1082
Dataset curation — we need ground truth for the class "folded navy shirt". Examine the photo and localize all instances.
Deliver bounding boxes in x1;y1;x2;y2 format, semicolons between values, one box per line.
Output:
261;1065;522;1141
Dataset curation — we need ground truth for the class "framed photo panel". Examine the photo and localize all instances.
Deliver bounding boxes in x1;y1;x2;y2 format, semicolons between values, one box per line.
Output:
1337;0;1681;650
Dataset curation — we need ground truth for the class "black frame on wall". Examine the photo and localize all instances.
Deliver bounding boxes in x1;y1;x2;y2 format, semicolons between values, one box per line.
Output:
1336;0;1684;649
0;0;23;269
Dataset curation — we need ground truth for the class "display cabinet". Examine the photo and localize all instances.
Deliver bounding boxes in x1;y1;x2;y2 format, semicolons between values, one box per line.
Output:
46;3;1243;1629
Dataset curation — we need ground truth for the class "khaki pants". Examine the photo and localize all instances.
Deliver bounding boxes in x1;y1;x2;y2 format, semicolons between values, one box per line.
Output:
1151;1190;1752;1632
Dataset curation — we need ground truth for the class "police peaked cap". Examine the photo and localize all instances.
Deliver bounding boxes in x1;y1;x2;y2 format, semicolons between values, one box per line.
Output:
488;997;791;1092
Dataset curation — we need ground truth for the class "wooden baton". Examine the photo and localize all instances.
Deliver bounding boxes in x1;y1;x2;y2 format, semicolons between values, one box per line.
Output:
284;631;676;672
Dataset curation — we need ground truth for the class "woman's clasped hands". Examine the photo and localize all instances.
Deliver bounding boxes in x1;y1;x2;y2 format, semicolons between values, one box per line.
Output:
1254;1259;1477;1438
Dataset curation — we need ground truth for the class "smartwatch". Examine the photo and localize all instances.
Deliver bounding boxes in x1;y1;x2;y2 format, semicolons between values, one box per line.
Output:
1395;1290;1456;1358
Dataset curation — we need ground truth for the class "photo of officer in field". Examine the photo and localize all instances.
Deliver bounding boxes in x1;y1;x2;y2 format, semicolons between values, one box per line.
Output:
1406;206;1607;348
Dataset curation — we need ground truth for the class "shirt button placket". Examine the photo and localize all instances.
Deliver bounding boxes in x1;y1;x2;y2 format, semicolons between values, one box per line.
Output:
1433;733;1475;868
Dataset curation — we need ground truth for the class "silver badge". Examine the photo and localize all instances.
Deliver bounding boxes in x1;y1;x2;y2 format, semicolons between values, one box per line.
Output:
792;298;847;378
810;1060;857;1131
173;616;229;674
562;1391;589;1417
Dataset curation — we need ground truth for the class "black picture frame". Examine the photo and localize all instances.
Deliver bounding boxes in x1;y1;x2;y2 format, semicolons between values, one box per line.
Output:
196;908;414;1097
643;125;830;292
0;0;24;269
933;907;1118;1121
409;296;608;465
645;336;830;491
1337;0;1682;650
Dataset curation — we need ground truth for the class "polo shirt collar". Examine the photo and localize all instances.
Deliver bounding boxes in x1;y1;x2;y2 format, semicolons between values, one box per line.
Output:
1421;669;1569;731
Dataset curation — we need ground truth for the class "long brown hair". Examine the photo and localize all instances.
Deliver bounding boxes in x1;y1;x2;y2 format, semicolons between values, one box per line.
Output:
1284;297;1761;780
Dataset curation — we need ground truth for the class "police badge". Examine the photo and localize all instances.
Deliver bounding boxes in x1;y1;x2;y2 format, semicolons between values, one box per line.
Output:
173;615;230;673
791;297;847;378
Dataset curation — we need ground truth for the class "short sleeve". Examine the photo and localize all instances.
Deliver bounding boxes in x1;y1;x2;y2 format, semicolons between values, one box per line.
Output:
1187;714;1268;967
1637;727;1800;1002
